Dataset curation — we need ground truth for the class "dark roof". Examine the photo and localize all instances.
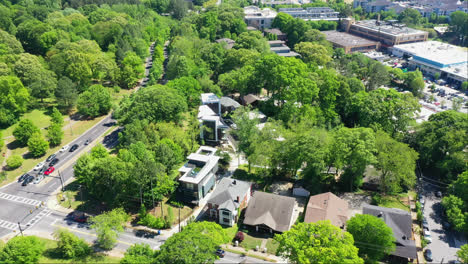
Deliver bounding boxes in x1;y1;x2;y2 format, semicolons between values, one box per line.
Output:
242;94;260;105
208;178;251;212
304;192;348;227
243;191;295;232
363;204;417;259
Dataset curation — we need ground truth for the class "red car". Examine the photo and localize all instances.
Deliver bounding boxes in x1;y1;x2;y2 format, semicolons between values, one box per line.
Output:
44;166;55;175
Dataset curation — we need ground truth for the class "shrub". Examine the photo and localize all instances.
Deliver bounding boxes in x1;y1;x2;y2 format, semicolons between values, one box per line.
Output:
53;229;91;259
6;155;23;169
138;213;166;229
371;193;382;205
421;237;428;248
235;231;244;242
166;207;174;227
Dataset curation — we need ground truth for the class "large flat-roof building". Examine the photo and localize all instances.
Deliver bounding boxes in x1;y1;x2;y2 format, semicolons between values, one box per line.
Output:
391;41;468;87
278;7;340;21
324;30;380;53
342;19;428;47
244;6;277;30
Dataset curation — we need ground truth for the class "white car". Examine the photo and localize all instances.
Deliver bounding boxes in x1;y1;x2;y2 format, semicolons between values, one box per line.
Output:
33;175;44;184
424;233;432;243
33;162;45;171
60;145;69;152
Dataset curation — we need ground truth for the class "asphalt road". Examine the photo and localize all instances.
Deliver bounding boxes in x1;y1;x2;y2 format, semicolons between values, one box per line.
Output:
215;251;274;264
0;115;116;237
421;181;465;263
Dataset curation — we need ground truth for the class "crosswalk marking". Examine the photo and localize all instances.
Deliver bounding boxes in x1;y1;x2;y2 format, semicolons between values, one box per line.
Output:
25;208;51;228
0;192;42;207
0;219;18;231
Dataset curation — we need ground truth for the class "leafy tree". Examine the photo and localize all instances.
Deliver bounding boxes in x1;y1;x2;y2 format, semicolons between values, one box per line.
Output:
55;77;78;113
275;221;363;264
50;107;64;125
450;171;468;204
347;214;396;263
53;229;91;259
153;138;184;173
457;244;468;263
166;77;203;108
77;85;112;117
28;132;49;157
155;221;228;264
0;236;45;264
47;123;64;146
6;155;23;169
375;131;418;194
404;70;424;97
294;42;332;66
462;81;468;91
441;195;467;233
121;244;156;264
449;11;468;45
398;8;422;26
0;29;23;54
0;76;30;128
119;52;144;89
234;31;269;53
90;208;130;250
118;85;187;124
169;0;188;19
13;119;40;146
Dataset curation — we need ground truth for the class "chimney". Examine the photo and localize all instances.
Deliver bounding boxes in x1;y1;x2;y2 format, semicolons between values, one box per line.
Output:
237;196;240;202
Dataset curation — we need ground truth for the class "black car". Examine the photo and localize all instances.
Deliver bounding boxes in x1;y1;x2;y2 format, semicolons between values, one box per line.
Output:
215;249;225;258
424;249;433;262
38;166;47;175
49;158;59;167
84;138;91;145
66;211;89;223
46;153;56;162
18;173;29;182
21;175;34;186
69;144;79;152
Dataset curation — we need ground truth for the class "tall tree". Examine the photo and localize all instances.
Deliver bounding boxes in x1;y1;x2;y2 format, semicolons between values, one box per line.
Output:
0;76;30;128
55;77;78;113
275;221;363;264
347;214;396;263
0;236;45;264
294;42;332;66
53;229;91;259
121;244;156;264
28;132;49;157
13;119;40;146
90;208;129;250
77;85;112;117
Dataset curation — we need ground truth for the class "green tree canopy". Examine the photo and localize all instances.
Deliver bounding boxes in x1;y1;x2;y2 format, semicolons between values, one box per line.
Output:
294;42;332;66
90;208;130;250
347;214;396;263
275;221;363;264
0;76;30;128
77;84;112;117
0;236;45;264
13;119;40;146
28;132;49;157
121;244;157;264
55;77;78;113
53;229;91;259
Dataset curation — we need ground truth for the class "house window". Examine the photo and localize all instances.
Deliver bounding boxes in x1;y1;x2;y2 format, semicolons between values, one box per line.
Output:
222;211;230;216
223;218;230;223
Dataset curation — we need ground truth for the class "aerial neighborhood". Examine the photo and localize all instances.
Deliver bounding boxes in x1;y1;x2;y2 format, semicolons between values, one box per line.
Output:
0;0;467;263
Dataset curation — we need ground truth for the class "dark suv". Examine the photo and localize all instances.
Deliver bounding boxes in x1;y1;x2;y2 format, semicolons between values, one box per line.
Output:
46;153;56;162
49;158;59;167
69;144;79;152
21;175;34;186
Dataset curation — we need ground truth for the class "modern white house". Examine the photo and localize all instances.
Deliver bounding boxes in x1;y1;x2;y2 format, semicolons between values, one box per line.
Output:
178;146;220;205
199;93;228;144
244;6;277;30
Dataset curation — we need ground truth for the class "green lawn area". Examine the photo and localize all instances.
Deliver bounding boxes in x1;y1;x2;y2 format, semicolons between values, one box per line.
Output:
152;197;194;226
0;109;51;138
265;238;279;255
240;232;263;251
378;194;410;212
37;237;120;263
224;225;239;241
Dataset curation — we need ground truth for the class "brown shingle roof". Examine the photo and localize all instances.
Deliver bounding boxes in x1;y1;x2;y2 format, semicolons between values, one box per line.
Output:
243;191;295;232
304;192;348;227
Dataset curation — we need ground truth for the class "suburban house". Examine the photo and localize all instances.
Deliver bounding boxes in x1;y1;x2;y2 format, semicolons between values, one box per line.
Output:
363;204;418;261
243;191;296;233
198;93;228;144
220;96;241;113
304;192;349;228
177;146;220;205
207;178;252;226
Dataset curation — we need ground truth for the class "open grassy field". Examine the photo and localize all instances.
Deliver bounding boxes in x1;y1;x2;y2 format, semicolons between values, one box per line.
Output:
378;193;411;212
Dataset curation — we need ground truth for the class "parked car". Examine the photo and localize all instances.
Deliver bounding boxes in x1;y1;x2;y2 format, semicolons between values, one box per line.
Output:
215;249;225;258
424;249;433;261
33;175;44;184
69;144;79;152
33;162;45;171
419;197;425;206
38;166;47;175
66;211;89;223
435;191;442;198
46;154;56;162
422;221;429;230
60;145;69;152
21;175;34;186
424;230;432;243
44;166;55;175
18;173;29;182
49;158;59;167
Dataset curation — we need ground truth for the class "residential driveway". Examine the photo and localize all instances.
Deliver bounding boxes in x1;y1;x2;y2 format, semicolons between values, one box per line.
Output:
422;182;465;263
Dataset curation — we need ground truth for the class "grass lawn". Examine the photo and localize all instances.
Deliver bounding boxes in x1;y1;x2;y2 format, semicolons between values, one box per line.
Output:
265;238;279;255
240;232;263;251
0;109;51;138
378;194;410;212
224;225;239;241
151;197;193;226
37;237;120;263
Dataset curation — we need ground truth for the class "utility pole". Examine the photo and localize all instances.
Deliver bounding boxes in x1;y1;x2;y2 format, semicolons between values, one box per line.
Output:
178;206;181;232
17;222;23;236
58;169;64;192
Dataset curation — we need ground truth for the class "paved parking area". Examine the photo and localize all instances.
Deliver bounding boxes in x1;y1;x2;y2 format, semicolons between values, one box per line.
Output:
422;182;465;263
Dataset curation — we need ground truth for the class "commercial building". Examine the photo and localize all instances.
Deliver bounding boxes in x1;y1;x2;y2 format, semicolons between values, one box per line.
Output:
244;6;277;30
278;7;340;21
342;19;428;47
323;30;380;53
178;146;220;205
353;0;468;17
391;41;468;87
268;40;300;57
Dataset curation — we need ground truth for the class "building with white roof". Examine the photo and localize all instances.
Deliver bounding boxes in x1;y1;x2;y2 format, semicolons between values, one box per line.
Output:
178;146;220;205
391;41;468;87
278;7;340;21
199;93;228;144
244;6;277;30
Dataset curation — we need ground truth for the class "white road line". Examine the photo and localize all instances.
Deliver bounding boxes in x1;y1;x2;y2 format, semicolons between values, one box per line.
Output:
0;219;18;231
0;192;42;207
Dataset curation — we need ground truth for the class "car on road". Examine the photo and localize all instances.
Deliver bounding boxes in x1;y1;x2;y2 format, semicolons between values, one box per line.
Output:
84;138;91;145
422;221;429;230
46;154;56;162
424;230;432;243
435;191;442;198
60;145;69;152
135;229;157;238
419;197;425;206
33;175;44;184
424;249;433;261
38;166;47;176
33;162;45;171
215;249;225;258
66;211;89;223
44;166;55;175
18;173;29;182
21;175;34;186
49;158;59;167
69;144;79;152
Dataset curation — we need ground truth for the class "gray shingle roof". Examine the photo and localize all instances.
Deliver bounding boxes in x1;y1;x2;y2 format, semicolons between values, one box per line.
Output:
363;204;417;259
208;178;251;211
